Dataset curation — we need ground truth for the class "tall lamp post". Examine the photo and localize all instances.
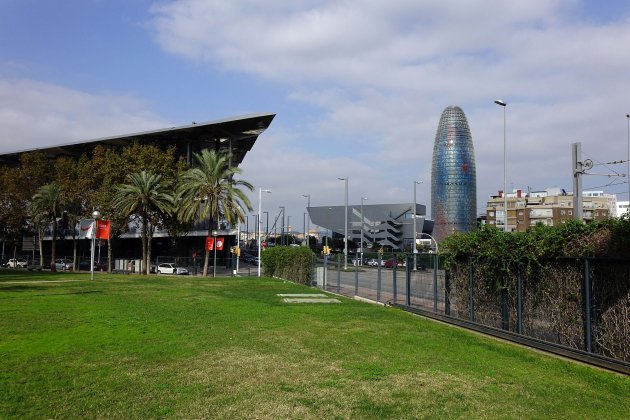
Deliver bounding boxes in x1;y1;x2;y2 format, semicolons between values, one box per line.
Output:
338;177;348;270
279;206;285;246
302;194;310;248
258;188;271;277
90;210;101;281
495;99;508;232
413;180;423;270
360;196;367;264
626;114;630;212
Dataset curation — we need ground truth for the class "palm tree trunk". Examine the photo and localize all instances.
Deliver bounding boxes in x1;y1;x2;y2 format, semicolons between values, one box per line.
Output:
51;219;57;272
141;213;147;275
107;237;112;273
38;227;44;268
203;248;210;277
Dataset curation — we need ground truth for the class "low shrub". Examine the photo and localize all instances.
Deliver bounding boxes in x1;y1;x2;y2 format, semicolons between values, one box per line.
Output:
261;246;314;285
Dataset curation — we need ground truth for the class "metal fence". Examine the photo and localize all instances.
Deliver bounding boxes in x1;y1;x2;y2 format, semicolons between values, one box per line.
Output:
312;253;630;370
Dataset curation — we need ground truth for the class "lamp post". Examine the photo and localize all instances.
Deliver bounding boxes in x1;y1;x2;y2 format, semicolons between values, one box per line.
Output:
263;211;269;238
495;99;508;232
302;194;310;248
279;206;285;246
413;180;423;270
627;114;630;212
258;188;271;277
338;177;348;270
419;232;439;254
90;210;101;281
360;196;367;264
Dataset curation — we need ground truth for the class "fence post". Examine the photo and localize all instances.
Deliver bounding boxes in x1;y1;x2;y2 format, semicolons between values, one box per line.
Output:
517;265;523;334
337;254;341;293
380;254;386;302
323;254;328;289
396;265;398;303
469;263;474;322
583;257;592;353
433;253;439;312
501;287;509;331
355;259;359;296
445;269;450;316
405;254;411;306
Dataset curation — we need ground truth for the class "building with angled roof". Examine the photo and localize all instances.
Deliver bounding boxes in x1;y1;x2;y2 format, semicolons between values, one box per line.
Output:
308;203;434;252
0;113;275;269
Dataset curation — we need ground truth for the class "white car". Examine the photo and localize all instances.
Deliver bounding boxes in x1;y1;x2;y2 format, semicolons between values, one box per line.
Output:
366;259;381;266
6;258;28;268
156;263;189;275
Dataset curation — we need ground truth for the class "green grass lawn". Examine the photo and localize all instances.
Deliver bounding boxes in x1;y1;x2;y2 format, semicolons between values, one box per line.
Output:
0;270;628;419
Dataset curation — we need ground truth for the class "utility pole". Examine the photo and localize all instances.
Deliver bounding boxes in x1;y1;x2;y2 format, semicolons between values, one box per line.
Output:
572;142;583;220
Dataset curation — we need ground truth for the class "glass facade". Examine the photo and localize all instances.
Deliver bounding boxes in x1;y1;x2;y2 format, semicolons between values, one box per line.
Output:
431;106;477;241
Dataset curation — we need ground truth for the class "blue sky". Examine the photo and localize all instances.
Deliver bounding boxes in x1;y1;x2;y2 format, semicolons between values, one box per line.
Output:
2;0;630;233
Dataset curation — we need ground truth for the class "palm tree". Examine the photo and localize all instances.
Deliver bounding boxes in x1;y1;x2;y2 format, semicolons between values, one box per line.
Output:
31;184;63;272
176;149;253;276
112;171;174;274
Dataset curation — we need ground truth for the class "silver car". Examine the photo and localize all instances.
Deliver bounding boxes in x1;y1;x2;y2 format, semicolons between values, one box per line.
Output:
156;263;189;275
55;258;73;271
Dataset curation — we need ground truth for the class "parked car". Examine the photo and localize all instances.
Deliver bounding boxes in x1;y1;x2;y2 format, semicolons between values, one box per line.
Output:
240;253;257;264
383;258;395;268
78;260;107;271
384;258;405;268
366;258;381;267
156;263;188;275
6;258;28;268
55;258;73;271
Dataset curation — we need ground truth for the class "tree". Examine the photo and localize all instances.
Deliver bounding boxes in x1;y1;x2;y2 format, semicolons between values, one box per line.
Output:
176;149;253;276
31;184;64;271
112;171;174;274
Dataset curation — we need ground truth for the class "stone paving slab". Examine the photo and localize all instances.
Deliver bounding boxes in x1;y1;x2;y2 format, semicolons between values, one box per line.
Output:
277;293;328;297
283;298;341;304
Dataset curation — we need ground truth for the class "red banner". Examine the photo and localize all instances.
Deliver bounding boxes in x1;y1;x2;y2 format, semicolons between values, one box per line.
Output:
205;236;225;251
96;220;110;240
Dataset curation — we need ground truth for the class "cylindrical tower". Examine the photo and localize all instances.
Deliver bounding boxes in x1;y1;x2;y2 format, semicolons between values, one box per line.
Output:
431;106;477;241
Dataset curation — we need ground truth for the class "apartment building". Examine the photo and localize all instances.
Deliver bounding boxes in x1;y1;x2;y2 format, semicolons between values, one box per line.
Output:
486;187;615;232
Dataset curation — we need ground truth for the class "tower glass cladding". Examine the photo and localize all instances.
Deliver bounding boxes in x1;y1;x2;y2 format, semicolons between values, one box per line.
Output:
431;106;477;241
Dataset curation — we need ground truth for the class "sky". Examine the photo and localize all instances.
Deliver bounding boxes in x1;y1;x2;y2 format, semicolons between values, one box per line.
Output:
2;0;630;235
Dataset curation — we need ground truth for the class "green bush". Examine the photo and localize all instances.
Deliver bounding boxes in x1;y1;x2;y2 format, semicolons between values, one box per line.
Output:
261;246;314;285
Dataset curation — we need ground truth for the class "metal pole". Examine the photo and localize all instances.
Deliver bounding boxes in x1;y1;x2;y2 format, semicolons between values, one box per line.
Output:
258;188;271;277
413;180;422;270
338;177;348;270
280;206;285;246
627;114;630;209
302;194;310;248
583;258;592;353
263;211;269;238
360;196;367;264
495;100;508;232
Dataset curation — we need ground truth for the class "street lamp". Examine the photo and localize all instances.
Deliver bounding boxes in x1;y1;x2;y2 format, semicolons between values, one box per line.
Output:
495;99;508;232
413;180;423;270
90;210;101;281
302;194;311;248
338;177;348;270
419;232;439;254
258;188;271;277
279;206;285;246
360;196;367;264
626;114;630;212
263;211;269;238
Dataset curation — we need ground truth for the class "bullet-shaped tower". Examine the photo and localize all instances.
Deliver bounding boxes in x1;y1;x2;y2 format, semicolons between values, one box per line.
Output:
431;106;477;241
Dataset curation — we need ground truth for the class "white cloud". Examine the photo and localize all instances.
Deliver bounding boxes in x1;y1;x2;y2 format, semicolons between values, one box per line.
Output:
0;78;168;154
148;1;630;219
